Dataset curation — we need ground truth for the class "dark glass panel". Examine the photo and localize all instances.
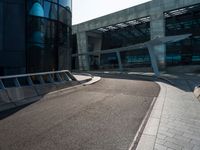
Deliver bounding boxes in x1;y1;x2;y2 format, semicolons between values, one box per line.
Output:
27;16;45;44
43;1;58;20
27;0;72;73
58;23;68;46
102;22;150;50
165;4;200;66
47;0;58;3
44;20;57;44
59;6;68;24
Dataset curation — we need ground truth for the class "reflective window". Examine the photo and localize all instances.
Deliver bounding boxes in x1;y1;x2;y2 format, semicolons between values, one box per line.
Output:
59;6;68;24
47;0;58;3
49;2;58;20
59;0;71;10
101;22;150;50
27;0;72;73
165;4;200;66
29;2;44;17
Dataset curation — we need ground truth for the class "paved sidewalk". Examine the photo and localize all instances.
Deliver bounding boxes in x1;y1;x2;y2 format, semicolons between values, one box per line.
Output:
136;75;200;150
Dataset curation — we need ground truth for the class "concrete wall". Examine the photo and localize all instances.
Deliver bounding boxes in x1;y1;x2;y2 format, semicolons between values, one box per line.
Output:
7;87;38;102
0;81;80;112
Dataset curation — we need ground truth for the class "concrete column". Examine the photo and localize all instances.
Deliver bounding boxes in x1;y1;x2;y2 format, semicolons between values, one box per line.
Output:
150;0;166;70
76;32;90;70
87;32;102;67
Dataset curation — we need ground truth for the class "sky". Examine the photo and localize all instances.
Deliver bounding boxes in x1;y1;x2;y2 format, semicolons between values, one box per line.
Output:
72;0;151;25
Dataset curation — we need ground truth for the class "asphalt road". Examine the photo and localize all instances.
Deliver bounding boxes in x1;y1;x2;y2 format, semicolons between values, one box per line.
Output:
0;75;160;150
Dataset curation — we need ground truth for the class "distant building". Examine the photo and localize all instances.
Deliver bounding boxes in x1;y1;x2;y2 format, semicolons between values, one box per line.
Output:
0;0;72;76
72;0;200;72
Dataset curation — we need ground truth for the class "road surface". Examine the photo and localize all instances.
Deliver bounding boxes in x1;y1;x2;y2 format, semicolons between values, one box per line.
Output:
0;74;160;150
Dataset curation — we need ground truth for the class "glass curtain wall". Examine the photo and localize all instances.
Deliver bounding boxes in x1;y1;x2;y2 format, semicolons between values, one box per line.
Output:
100;21;151;69
165;4;200;66
27;0;72;73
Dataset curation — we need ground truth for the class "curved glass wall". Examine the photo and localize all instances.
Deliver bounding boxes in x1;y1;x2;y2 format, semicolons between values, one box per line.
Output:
27;0;72;73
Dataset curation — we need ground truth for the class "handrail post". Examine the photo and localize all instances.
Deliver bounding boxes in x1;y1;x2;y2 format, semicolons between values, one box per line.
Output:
66;71;77;81
38;75;45;84
63;73;70;81
48;74;54;83
0;79;5;89
116;51;123;72
56;73;62;82
14;78;21;87
27;76;34;86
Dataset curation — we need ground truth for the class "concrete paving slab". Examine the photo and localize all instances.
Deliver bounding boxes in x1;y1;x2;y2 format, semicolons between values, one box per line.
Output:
136;74;200;150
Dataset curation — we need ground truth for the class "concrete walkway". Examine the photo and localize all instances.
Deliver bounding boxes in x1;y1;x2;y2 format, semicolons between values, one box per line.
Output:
136;75;200;150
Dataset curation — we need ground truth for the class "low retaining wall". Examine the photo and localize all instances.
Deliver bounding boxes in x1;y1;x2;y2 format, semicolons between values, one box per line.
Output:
7;87;38;102
0;90;16;112
0;78;92;112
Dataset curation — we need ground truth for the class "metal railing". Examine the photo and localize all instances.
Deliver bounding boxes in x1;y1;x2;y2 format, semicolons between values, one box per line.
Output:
0;70;77;89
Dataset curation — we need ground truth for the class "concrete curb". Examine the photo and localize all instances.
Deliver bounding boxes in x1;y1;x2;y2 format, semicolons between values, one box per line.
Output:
44;76;101;99
128;97;157;150
136;82;167;150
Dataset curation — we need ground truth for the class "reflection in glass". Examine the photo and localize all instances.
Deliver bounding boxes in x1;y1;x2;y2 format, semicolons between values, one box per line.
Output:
27;0;72;73
59;0;71;10
59;6;68;24
32;31;45;47
44;1;58;19
29;2;44;17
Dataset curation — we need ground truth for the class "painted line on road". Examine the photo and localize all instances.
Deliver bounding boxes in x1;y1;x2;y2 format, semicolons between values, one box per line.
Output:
128;96;157;150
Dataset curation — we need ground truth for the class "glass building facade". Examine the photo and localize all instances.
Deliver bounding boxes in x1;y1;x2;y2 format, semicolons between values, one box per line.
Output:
0;0;72;75
165;4;200;66
0;0;72;76
27;0;72;73
85;17;151;70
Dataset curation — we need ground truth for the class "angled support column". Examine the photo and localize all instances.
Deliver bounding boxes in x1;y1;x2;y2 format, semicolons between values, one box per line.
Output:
147;44;160;77
27;76;34;85
116;52;123;71
0;79;5;89
14;78;21;87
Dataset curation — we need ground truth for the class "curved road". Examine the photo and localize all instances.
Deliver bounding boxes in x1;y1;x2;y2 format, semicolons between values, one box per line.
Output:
0;75;160;150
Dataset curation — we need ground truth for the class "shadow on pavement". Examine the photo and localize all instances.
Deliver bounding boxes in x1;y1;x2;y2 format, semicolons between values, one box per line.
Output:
0;103;34;120
161;73;200;92
83;71;200;93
